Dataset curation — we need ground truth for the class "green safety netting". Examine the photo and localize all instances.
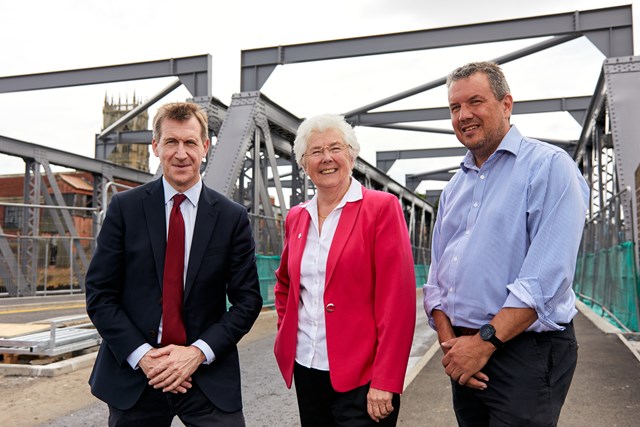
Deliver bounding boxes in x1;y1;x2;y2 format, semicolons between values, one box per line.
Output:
256;255;281;306
414;264;430;289
253;245;640;333
574;241;640;332
255;255;430;307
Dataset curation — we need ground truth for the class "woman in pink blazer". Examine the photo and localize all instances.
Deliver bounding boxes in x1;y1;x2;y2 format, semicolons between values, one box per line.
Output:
274;114;416;426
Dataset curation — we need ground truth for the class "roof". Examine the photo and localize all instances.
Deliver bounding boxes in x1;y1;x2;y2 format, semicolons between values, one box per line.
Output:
58;174;93;192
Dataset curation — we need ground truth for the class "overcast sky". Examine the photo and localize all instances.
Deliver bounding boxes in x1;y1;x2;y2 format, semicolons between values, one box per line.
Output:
0;0;637;191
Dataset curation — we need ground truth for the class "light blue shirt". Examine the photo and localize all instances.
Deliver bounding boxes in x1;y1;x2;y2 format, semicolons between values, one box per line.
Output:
423;126;589;332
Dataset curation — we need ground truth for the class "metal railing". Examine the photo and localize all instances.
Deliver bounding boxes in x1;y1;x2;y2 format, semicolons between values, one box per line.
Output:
0;234;94;297
575;187;640;332
249;213;284;256
0;314;101;356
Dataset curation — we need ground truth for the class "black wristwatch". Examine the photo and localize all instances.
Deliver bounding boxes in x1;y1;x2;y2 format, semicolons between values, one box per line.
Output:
479;324;504;348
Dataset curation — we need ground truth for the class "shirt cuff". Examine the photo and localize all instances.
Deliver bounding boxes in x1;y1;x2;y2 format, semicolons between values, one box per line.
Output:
192;339;216;365
127;343;154;370
423;283;442;330
503;291;530;309
505;279;566;331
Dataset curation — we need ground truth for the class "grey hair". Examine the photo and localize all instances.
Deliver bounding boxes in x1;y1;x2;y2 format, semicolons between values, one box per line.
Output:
293;114;360;168
446;61;511;101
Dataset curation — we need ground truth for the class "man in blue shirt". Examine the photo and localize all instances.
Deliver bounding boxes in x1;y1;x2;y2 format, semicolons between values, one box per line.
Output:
423;62;589;426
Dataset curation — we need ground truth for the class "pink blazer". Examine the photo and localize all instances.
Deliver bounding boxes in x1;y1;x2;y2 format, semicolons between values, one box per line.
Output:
274;185;416;394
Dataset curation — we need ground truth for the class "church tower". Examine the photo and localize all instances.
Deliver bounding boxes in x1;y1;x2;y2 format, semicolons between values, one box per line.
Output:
102;94;150;172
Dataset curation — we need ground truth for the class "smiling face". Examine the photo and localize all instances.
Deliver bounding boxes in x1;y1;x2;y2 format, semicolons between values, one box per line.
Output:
152;116;210;192
448;72;513;166
302;128;355;195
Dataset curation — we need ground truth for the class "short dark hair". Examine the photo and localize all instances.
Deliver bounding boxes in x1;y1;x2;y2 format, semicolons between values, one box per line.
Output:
446;62;511;101
152;102;208;142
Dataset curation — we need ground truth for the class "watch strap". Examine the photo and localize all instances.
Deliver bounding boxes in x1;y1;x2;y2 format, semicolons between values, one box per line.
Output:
480;324;504;348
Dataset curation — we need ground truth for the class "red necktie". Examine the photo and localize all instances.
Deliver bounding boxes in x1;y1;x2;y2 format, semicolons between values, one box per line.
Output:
161;193;187;346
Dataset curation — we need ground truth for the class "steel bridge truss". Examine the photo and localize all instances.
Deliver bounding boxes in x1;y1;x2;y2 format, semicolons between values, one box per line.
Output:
202;90;433;259
0;56;211;296
0;135;153;296
0;5;637;296
241;5;633;189
572;56;640;329
576;56;640;254
0;57;432;295
238;3;636;260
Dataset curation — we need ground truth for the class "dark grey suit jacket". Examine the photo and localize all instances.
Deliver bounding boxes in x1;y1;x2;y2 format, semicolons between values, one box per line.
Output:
85;178;262;411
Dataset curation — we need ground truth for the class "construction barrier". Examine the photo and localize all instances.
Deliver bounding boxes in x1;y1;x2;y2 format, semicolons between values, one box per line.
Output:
575;241;640;332
256;254;429;307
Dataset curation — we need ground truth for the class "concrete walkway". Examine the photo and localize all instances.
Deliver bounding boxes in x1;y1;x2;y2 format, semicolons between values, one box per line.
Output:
2;295;640;426
398;304;640;426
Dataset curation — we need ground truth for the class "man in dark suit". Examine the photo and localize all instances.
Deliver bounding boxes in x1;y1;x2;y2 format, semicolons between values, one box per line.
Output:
85;102;263;426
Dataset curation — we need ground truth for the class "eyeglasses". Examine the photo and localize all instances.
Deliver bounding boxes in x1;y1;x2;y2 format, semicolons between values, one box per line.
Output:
303;143;350;159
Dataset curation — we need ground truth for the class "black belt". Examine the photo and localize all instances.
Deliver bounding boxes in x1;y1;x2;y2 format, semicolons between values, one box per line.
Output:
452;322;572;338
452;326;479;337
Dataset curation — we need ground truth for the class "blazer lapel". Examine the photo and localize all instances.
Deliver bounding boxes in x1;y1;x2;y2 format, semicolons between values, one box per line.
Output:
288;208;311;300
325;197;363;287
184;186;219;300
142;179;167;291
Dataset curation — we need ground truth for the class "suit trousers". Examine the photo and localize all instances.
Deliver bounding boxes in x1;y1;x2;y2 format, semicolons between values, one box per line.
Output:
451;322;577;427
107;382;245;427
293;362;400;427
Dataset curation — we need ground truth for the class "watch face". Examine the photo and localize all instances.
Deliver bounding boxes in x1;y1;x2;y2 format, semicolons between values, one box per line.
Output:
480;324;496;340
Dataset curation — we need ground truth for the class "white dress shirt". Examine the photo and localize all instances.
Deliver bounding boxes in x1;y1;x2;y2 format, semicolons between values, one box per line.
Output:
126;177;214;369
295;178;362;370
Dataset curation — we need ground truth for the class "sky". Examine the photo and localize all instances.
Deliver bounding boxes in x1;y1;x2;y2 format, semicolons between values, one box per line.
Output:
0;0;637;192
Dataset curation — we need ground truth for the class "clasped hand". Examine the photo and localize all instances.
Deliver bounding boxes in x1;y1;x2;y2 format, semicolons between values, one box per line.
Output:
441;336;492;390
138;345;205;394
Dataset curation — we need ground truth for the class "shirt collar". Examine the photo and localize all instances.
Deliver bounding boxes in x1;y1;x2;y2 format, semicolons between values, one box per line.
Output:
162;177;202;208
339;177;363;206
460;125;523;171
305;177;363;216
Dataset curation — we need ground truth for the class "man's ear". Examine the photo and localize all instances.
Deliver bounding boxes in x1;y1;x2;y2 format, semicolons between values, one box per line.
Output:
151;139;160;157
502;94;514;117
203;138;211;157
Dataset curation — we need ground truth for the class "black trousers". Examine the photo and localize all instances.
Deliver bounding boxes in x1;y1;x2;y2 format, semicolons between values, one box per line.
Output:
451;322;577;427
108;382;245;427
294;362;401;427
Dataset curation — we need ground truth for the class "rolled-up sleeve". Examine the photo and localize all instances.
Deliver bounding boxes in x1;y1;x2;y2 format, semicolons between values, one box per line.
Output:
505;152;589;329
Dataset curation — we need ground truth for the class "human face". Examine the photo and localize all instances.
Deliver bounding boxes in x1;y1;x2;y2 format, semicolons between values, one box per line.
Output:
152;116;210;192
302;129;354;195
448;72;513;166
